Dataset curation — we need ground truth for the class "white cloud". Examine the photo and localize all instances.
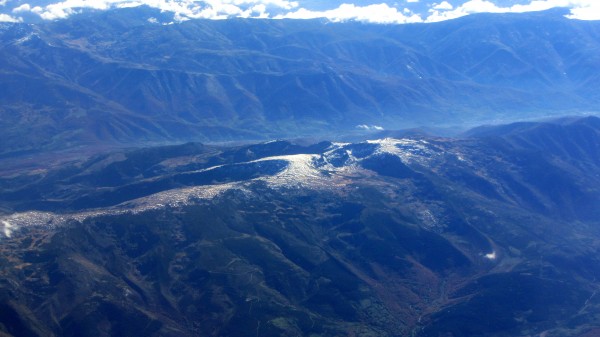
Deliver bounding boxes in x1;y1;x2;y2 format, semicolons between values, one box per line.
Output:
356;124;384;131
8;0;600;23
426;0;600;22
276;3;422;24
33;0;121;20
1;220;16;238
432;1;452;10
13;3;31;12
0;0;7;6
15;0;298;21
0;13;22;21
426;0;501;22
568;3;600;20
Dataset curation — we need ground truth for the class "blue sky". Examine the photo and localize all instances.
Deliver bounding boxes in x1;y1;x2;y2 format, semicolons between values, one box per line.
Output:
1;0;599;23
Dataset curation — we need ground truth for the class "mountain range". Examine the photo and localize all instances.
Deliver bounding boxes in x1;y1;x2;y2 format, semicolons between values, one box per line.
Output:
1;116;600;336
1;7;600;157
3;5;600;336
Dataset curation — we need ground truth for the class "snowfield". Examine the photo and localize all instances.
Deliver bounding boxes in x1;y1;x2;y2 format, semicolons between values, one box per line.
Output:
0;138;450;237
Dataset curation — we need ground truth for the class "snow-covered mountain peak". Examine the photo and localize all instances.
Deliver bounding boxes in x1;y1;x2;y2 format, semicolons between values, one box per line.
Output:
365;138;440;165
321;138;441;169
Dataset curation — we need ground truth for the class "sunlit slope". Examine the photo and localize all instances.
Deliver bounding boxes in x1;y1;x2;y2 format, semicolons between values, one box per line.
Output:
1;8;600;155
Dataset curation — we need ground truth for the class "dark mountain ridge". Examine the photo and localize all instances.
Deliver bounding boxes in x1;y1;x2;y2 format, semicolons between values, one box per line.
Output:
2;116;600;336
1;8;600;156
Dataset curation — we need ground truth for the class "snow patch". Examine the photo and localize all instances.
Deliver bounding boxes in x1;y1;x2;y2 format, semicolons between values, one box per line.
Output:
366;138;437;165
14;32;37;44
0;183;241;230
417;209;439;230
255;154;327;187
123;182;240;212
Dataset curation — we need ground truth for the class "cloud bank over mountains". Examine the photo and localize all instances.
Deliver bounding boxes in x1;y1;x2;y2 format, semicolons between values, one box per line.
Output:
1;0;600;24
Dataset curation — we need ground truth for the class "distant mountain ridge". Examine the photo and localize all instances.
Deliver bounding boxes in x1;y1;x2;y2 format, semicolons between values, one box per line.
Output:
1;8;600;155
